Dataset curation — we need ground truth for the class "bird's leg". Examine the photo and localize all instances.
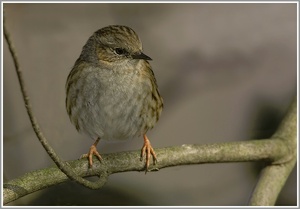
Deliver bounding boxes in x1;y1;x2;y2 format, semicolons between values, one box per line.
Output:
140;134;157;172
81;137;102;167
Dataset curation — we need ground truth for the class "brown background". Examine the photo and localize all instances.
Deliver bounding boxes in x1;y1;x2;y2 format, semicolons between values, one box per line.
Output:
3;3;297;206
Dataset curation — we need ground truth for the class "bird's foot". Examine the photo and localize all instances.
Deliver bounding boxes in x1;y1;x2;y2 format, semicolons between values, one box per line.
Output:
140;135;157;173
80;139;102;167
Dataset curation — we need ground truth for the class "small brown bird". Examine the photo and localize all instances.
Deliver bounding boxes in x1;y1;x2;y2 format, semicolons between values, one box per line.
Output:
66;25;163;172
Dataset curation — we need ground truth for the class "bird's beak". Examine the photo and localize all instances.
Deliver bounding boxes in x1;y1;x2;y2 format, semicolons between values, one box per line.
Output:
132;52;152;61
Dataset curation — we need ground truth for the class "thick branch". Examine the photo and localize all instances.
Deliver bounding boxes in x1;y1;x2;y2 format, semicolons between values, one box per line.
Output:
249;98;297;205
3;138;290;204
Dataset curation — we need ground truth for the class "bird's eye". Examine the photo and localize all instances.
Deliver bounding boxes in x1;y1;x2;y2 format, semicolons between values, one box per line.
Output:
115;48;126;55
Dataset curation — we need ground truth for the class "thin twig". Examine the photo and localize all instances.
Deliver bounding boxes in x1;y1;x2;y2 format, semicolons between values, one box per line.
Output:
3;10;107;190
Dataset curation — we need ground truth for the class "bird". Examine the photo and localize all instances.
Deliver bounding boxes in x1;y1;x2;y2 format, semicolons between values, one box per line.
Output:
65;25;163;172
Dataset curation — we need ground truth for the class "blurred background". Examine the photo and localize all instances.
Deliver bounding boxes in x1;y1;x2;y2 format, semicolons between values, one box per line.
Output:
3;3;297;206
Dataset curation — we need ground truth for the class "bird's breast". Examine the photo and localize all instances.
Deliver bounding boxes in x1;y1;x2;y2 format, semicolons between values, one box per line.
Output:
74;66;154;140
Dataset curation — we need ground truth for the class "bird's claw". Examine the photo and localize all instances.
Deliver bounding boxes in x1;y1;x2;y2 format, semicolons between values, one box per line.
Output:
81;144;102;168
140;135;157;173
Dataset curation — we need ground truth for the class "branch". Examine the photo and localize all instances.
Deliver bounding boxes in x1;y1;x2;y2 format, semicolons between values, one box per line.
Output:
249;98;297;205
3;10;109;190
3;137;291;204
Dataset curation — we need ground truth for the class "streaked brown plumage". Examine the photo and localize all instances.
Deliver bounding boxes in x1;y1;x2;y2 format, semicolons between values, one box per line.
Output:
66;25;163;172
